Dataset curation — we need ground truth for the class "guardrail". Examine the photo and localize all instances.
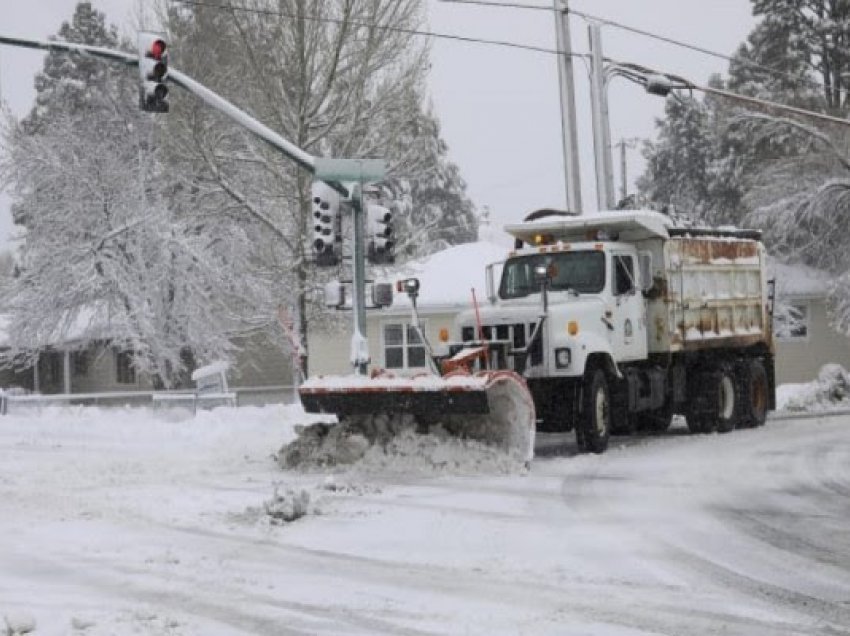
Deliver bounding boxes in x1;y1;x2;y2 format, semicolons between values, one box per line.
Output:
0;385;299;415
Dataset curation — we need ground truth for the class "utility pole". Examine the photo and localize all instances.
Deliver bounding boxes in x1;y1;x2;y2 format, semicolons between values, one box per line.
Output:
553;0;582;214
588;22;615;210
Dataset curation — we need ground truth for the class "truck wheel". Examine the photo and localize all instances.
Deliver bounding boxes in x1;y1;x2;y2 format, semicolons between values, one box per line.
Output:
716;365;740;433
578;369;611;454
747;360;769;428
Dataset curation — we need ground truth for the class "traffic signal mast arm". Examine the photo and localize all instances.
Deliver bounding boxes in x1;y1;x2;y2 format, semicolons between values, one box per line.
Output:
0;33;337;193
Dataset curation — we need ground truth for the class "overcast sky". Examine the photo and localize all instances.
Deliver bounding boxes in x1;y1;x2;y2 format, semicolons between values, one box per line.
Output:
0;0;756;248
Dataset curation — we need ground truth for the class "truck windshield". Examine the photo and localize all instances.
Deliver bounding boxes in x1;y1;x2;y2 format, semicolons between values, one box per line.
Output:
499;251;606;299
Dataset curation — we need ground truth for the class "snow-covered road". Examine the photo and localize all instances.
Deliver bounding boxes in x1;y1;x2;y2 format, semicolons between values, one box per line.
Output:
1;404;849;635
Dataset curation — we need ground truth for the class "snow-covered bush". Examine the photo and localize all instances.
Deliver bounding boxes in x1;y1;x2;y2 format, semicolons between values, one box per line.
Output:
778;364;850;412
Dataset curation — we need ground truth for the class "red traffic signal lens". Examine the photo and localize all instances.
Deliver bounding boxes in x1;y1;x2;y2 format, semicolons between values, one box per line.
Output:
150;39;166;60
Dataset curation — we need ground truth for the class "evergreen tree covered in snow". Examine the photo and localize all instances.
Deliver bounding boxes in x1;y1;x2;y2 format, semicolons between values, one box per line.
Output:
641;0;850;335
23;2;120;134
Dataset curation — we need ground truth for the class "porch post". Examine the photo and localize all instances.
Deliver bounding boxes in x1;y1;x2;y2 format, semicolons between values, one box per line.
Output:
63;350;71;394
33;353;40;393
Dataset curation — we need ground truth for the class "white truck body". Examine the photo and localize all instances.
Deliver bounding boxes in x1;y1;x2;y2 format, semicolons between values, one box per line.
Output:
448;210;774;452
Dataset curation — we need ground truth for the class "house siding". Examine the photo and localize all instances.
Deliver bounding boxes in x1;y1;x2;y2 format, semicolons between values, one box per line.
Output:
775;298;850;384
70;344;154;394
308;310;461;376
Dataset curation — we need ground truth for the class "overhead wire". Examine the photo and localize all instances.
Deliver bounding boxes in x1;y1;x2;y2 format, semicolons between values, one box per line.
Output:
169;0;850;128
437;0;850;107
167;0;578;57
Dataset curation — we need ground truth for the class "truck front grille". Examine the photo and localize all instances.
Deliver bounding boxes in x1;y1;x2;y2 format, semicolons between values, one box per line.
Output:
459;323;542;372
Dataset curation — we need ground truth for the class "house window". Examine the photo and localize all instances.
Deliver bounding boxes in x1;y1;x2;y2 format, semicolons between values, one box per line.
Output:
115;350;136;384
383;323;427;369
72;351;89;376
775;302;809;340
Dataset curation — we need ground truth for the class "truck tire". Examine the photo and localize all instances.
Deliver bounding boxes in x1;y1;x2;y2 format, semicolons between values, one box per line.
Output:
715;365;740;433
686;370;717;434
578;369;611;454
746;360;769;428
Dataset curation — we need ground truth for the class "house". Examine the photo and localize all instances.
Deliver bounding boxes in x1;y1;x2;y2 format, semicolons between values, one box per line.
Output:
308;242;850;387
0;311;297;405
771;261;850;384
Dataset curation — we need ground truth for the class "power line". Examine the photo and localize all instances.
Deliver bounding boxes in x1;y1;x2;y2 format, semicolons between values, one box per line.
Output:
168;0;850;129
168;0;571;57
438;0;850;105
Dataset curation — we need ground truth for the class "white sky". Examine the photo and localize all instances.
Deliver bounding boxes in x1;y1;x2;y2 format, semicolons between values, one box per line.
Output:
0;0;756;247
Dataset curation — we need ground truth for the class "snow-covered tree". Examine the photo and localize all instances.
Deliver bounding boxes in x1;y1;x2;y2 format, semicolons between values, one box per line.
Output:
159;0;476;373
0;2;272;386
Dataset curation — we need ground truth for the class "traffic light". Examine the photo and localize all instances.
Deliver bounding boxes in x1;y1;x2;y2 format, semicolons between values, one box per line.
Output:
311;181;341;266
366;204;395;265
138;32;169;113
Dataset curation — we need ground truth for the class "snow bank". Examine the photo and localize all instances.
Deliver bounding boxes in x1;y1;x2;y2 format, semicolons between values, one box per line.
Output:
279;417;526;475
777;364;850;412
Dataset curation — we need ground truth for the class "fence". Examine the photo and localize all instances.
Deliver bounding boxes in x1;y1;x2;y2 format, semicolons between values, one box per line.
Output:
0;384;299;415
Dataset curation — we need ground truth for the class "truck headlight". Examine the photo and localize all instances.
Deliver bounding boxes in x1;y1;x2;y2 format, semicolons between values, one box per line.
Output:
555;348;571;369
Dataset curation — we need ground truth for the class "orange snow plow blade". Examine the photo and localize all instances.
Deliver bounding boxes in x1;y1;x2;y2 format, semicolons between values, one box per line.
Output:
298;370;536;462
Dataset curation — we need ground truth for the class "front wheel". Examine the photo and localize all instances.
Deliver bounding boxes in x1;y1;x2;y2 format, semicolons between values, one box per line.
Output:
578;369;611;454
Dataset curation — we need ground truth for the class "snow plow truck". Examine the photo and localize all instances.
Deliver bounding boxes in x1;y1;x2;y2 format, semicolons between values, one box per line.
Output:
298;209;775;462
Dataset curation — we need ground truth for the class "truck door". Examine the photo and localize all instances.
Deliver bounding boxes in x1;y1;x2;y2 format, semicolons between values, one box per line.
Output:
609;251;647;362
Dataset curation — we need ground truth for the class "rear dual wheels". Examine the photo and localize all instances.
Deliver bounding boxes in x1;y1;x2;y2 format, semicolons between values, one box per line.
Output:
687;365;739;434
577;369;611;454
686;359;769;434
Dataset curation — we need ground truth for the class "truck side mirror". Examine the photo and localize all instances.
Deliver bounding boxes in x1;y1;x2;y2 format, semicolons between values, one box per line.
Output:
485;262;502;304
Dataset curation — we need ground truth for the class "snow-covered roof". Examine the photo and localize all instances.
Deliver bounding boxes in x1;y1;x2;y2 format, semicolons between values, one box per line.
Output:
0;304;117;350
377;242;508;313
769;260;830;299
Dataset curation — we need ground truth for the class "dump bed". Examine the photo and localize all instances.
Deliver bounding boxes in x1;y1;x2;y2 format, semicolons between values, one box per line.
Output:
648;235;771;354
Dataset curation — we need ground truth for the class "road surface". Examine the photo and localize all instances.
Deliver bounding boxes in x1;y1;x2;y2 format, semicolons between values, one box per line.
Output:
0;405;848;635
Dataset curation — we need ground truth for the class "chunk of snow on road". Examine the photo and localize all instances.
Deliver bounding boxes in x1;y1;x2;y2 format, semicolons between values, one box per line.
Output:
3;612;36;635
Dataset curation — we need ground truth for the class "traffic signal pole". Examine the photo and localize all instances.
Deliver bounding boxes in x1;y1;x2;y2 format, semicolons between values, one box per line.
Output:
0;33;381;375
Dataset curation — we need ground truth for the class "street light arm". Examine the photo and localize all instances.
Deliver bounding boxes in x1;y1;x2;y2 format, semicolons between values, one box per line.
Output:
603;53;850;130
695;83;850;129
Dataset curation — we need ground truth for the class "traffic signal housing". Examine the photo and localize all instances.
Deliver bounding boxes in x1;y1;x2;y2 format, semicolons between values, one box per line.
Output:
138;32;169;113
311;181;342;266
367;203;395;265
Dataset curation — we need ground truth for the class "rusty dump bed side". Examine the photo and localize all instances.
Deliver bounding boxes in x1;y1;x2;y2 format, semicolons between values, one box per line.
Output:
646;236;772;354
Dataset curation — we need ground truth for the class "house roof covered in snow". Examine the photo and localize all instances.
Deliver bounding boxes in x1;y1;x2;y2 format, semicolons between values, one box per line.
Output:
769;260;830;299
0;304;118;350
376;242;509;314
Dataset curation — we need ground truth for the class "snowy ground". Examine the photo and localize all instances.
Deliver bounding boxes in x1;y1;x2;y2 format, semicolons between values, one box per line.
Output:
1;399;850;635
